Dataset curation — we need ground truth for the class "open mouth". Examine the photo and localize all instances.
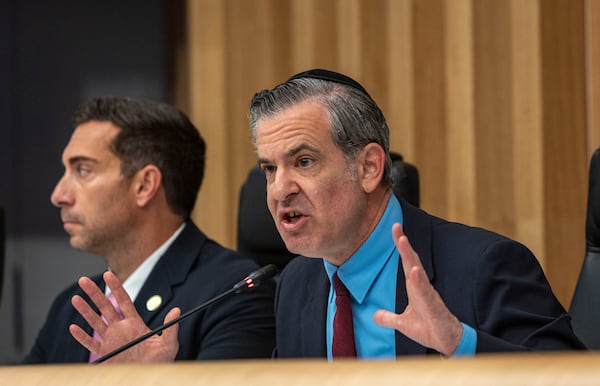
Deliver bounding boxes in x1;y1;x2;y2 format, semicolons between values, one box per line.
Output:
285;211;303;223
279;209;307;232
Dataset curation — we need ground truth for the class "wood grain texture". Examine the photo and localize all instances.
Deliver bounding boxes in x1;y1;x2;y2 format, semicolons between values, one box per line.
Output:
3;353;600;385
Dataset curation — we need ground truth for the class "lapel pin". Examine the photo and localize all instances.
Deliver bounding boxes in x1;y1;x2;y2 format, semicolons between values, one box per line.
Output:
146;295;162;311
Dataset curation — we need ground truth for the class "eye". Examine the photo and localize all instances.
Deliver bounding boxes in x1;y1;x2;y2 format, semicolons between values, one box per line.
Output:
260;164;276;175
76;164;92;177
297;157;313;168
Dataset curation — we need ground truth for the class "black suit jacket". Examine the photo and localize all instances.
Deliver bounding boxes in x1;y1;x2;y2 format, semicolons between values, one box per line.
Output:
274;200;586;358
23;221;276;363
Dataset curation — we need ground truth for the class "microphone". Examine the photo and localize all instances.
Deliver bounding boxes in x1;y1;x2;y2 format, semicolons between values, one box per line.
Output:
92;264;277;364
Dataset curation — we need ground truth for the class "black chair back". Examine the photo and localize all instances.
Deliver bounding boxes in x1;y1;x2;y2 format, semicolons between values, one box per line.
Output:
391;152;420;208
569;148;600;349
237;166;295;270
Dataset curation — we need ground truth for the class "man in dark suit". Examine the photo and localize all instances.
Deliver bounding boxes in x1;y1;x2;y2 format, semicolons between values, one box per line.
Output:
22;97;275;363
247;69;586;358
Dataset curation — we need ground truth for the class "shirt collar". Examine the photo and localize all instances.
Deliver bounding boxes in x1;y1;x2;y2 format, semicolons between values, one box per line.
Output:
106;222;186;301
324;194;403;303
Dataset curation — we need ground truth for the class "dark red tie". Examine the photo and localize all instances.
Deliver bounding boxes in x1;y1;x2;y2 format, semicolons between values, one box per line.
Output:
332;272;356;357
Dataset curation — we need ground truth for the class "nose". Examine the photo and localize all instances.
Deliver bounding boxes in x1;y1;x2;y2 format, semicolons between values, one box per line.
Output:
268;167;299;203
50;175;73;208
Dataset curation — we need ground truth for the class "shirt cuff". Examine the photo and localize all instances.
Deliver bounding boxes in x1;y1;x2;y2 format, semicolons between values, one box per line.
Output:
452;323;477;357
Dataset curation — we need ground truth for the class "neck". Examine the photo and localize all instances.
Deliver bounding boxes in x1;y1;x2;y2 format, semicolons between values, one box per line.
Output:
105;216;185;282
328;188;391;267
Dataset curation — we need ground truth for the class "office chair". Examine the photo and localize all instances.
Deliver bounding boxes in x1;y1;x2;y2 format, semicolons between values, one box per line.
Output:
237;166;295;270
391;152;420;208
569;147;600;349
237;151;420;271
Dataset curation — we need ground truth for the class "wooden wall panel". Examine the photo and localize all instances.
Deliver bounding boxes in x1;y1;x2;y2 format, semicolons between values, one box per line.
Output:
386;0;414;162
587;0;600;155
540;0;588;303
224;0;292;207
336;0;362;75
181;0;592;306
360;0;388;111
473;0;514;237
445;0;476;225
187;0;229;244
412;0;447;218
510;0;545;266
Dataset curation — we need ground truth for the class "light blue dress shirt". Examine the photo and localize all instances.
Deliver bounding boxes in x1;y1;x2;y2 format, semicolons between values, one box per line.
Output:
324;194;476;359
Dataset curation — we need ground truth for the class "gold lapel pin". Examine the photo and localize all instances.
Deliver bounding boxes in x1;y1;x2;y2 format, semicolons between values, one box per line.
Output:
146;295;162;312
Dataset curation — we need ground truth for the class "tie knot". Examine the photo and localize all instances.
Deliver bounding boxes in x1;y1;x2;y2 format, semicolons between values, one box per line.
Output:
333;273;350;297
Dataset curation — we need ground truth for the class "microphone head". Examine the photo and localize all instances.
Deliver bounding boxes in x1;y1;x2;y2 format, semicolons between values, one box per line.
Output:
234;264;278;291
247;264;278;282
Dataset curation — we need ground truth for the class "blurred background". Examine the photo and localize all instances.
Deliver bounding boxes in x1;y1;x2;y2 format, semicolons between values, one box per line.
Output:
1;0;599;364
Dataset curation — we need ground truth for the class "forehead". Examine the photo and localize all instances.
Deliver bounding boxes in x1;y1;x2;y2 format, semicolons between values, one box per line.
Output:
62;120;121;162
255;100;333;157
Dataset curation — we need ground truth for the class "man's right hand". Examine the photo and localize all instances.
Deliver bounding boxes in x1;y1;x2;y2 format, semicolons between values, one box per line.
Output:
69;271;180;363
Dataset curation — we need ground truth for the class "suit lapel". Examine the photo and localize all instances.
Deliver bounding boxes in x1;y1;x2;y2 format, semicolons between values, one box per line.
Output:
134;221;206;327
394;200;434;355
301;265;329;357
402;200;434;281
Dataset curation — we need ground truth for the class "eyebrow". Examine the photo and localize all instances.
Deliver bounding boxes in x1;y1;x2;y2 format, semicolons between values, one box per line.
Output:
66;155;98;166
257;143;322;166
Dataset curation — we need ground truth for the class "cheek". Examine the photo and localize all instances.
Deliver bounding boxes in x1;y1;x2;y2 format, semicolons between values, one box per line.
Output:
314;178;361;213
95;185;132;215
265;186;276;207
266;198;277;220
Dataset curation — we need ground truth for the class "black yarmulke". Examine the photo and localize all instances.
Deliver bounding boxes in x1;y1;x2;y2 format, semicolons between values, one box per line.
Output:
287;68;371;98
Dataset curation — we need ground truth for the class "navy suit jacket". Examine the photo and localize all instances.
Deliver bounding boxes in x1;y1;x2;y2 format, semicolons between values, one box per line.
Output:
23;221;276;363
274;200;586;358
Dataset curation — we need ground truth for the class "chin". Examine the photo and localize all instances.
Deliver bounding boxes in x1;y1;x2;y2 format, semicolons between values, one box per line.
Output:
69;237;89;252
282;231;323;256
282;240;303;256
285;242;319;258
70;241;86;251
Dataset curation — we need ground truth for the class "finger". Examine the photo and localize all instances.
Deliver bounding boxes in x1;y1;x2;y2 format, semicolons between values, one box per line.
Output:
392;222;404;242
78;276;121;322
372;265;426;333
392;223;424;278
402;264;440;329
405;263;435;304
161;307;181;353
69;323;99;354
373;309;402;330
103;271;138;319
71;294;107;334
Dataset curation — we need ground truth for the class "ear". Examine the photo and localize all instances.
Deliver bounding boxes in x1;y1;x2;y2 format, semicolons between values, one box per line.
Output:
132;164;162;207
358;143;386;194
